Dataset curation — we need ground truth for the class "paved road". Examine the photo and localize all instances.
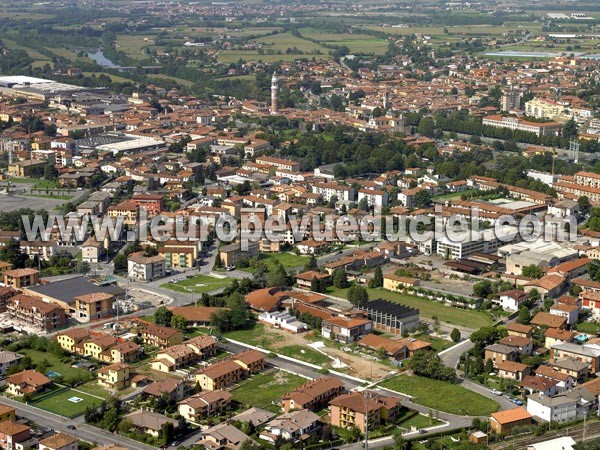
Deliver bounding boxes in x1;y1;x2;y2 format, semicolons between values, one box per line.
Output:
0;397;155;450
438;339;474;369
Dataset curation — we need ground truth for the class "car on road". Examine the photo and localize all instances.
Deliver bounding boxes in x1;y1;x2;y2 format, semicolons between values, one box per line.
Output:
418;429;428;434
226;265;236;271
67;425;76;430
171;441;180;447
513;398;523;406
491;389;502;396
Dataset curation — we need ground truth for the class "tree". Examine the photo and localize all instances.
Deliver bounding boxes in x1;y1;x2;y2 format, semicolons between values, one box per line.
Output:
563;118;578;139
450;328;461;343
408;350;455;381
154;306;173;327
333;268;348;289
522;264;544;279
528;288;541;304
305;254;318;271
371;266;383;288
347;285;369;307
310;276;325;293
473;280;493;298
170;315;187;330
484;358;494;374
266;262;289;287
517;306;531;325
578;196;591;216
161;422;175;445
413;189;432;209
113;254;127;273
417;117;435;137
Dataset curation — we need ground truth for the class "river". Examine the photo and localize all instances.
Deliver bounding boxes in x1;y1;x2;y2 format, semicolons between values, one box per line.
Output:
87;50;118;68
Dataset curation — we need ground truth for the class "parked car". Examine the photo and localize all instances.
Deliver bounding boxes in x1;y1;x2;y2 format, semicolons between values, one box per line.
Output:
491;389;502;396
513;399;523;406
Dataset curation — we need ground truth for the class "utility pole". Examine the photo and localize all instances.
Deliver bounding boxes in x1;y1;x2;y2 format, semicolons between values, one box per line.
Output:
364;390;369;450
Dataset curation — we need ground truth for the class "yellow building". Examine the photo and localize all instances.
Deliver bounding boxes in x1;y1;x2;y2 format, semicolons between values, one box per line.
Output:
195;359;245;391
83;335;118;359
97;363;131;390
74;292;115;322
383;274;420;291
0;404;16;422
151;345;198;373
3;268;39;289
0;262;13;277
56;328;90;352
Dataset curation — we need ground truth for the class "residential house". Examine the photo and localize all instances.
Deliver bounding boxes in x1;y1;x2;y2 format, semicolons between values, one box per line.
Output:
167;306;226;327
259;410;320;444
74;292;114;322
56;328;90;352
197;423;253;450
195;360;246;391
329;391;401;433
127;252;166;282
122;409;179;438
178;390;232;423
0;351;23;376
547;358;589;383
143;378;191;403
506;323;533;338
526;390;595;423
96;362;131;390
484;344;519;368
489;407;532;435
551;342;600;374
0;421;31;450
499;336;534;356
6;294;66;332
3;268;39;289
151;344;198;373
530;311;567;330
0;404;15;423
383;274;420;292
495;290;529;312
496;361;530;382
282;376;346;413
535;365;575;393
38;433;78;450
6;369;51;397
544;328;575;349
520;375;559;396
219;242;259;267
141;323;184;349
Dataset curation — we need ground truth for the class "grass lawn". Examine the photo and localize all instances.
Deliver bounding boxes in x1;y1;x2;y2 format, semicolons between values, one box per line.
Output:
276;345;331;366
432;189;478;201
231;370;305;412
224;323;277;347
399;413;443;430
379;375;499;416
74;381;112;399
576;322;600;335
413;334;454;353
161;274;232;294
240;252;310;273
19;349;89;379
327;287;493;329
31;388;103;418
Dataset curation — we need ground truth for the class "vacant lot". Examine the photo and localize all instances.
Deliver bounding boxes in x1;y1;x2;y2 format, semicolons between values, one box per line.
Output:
19;348;90;379
240;252;310;274
327;286;493;329
161;274;232;294
115;34;156;60
380;375;499;416
231;370;305;412
31;388;103;418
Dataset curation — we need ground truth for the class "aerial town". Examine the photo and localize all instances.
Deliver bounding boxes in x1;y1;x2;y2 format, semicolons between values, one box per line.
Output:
3;0;600;449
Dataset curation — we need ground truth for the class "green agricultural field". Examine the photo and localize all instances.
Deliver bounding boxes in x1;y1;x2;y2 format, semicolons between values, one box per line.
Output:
161;274;232;294
31;388;103;418
326;286;493;329
115;34;156;60
83;72;134;83
380;375;499;416
231;370;306;412
148;74;195;87
256;32;327;54
300;28;389;55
